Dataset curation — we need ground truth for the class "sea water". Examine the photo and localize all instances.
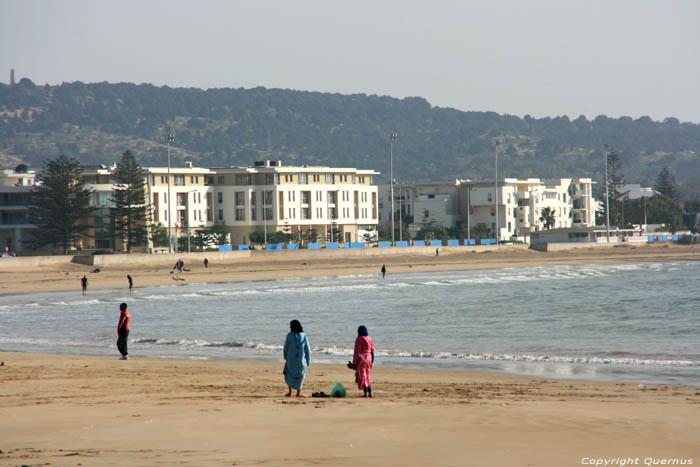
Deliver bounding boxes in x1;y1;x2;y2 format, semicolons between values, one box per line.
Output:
1;260;699;385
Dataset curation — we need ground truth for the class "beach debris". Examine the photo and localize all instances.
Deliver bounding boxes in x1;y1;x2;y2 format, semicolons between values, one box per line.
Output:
638;384;646;390
91;268;100;273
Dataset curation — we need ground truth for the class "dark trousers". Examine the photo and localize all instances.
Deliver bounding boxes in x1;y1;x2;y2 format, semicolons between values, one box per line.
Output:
117;330;129;356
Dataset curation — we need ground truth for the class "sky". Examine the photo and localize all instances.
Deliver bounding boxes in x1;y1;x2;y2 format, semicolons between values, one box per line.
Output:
2;0;699;123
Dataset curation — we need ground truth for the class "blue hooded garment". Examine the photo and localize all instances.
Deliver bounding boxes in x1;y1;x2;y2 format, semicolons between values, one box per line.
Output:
283;331;311;390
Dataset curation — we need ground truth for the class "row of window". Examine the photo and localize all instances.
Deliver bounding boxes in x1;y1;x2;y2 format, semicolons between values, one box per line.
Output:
205;173;370;186
214;205;372;223
216;190;373;206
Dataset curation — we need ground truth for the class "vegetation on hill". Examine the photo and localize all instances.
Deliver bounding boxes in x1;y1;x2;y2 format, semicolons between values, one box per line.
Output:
1;78;699;199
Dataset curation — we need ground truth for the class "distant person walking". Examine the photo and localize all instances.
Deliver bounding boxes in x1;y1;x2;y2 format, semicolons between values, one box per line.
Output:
117;303;130;360
353;325;375;398
381;264;386;278
173;259;184;273
81;275;88;295
283;319;311;397
127;274;133;293
203;258;209;269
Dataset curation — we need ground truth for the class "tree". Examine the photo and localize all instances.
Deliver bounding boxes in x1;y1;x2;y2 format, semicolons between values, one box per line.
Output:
606;151;626;227
28;155;94;254
654;166;680;202
110;151;149;252
151;223;168;247
539;207;556;230
470;223;489;240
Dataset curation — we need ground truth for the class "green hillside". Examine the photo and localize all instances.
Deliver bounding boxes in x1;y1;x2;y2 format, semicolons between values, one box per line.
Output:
1;78;699;198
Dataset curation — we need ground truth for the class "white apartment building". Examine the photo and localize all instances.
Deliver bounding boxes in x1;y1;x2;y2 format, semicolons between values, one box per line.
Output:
458;178;596;242
208;161;378;244
379;177;596;243
0;165;37;253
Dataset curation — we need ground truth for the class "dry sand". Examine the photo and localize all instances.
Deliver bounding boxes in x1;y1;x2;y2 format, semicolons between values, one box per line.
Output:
0;352;698;466
1;244;700;466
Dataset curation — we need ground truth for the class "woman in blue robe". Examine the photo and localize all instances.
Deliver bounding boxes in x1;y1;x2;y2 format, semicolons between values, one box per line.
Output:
283;319;311;397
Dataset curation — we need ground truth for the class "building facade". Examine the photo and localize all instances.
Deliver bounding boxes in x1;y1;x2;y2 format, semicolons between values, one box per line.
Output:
0;165;37;254
379;177;596;243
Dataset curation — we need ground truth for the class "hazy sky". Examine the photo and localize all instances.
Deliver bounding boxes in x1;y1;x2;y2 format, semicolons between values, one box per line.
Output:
2;0;699;122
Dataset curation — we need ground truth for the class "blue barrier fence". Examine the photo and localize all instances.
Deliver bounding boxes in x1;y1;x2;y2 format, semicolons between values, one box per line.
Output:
413;240;426;246
345;242;365;248
326;242;339;249
447;240;460;246
287;243;299;250
431;240;443;247
395;241;409;247
218;245;232;252
307;243;321;249
238;245;250;250
378;241;392;248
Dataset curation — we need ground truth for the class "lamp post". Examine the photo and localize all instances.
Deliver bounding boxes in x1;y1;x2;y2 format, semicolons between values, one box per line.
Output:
494;139;500;244
604;144;611;243
398;183;402;242
263;190;268;247
389;133;397;245
167;133;175;253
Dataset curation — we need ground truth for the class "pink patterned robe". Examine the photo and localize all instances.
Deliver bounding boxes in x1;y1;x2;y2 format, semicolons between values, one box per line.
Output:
353;335;375;390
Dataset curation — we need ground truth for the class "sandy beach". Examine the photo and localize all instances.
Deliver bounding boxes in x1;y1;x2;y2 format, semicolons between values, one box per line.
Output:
2;243;700;466
0;352;698;466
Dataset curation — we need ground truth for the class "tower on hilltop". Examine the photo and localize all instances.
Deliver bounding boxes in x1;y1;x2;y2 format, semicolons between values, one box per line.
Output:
10;69;15;86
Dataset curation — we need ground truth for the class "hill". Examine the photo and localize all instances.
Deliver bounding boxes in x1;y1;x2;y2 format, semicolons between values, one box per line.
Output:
1;78;699;199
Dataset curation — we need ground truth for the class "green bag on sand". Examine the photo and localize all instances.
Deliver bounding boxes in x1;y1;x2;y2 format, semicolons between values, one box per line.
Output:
330;382;346;398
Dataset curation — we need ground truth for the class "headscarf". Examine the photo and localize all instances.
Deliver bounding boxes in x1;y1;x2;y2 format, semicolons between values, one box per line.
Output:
290;319;304;333
357;325;368;337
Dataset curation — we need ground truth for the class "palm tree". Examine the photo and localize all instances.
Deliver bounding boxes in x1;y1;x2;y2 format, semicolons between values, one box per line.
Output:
539;207;556;230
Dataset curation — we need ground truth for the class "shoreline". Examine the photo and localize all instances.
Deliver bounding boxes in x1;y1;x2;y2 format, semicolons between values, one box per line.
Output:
1;351;698;466
2;242;700;296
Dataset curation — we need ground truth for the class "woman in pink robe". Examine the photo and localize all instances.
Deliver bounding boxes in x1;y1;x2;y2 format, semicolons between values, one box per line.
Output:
353;325;375;397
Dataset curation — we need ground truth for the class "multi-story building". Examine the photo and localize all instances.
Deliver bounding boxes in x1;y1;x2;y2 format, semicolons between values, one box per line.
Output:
84;160;379;250
380;177;596;243
0;165;37;254
458;177;596;242
208;160;379;245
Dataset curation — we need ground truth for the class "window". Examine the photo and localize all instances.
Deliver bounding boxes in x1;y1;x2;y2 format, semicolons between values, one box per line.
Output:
359;176;365;183
302;207;310;219
301;191;310;204
264;190;273;205
236;208;245;221
217;192;223;203
325;173;333;184
265;174;275;185
312;174;320;182
190;176;194;184
218;176;225;184
218;209;223;220
490;208;495;217
177;193;187;205
298;173;308;184
235;192;245;206
264;207;273;220
487;193;493;202
160;176;166;184
174;175;185;186
236;174;250;185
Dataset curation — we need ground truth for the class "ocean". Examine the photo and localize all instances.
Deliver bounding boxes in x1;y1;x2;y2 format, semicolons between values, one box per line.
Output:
1;260;699;385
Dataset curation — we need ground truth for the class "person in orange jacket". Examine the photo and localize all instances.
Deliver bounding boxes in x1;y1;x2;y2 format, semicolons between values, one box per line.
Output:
117;303;130;360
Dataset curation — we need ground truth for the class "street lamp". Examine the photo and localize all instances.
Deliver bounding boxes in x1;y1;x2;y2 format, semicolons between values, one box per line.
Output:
389;133;397;245
263;189;269;246
167;133;175;253
604;144;611;243
398;182;402;242
494;139;500;244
